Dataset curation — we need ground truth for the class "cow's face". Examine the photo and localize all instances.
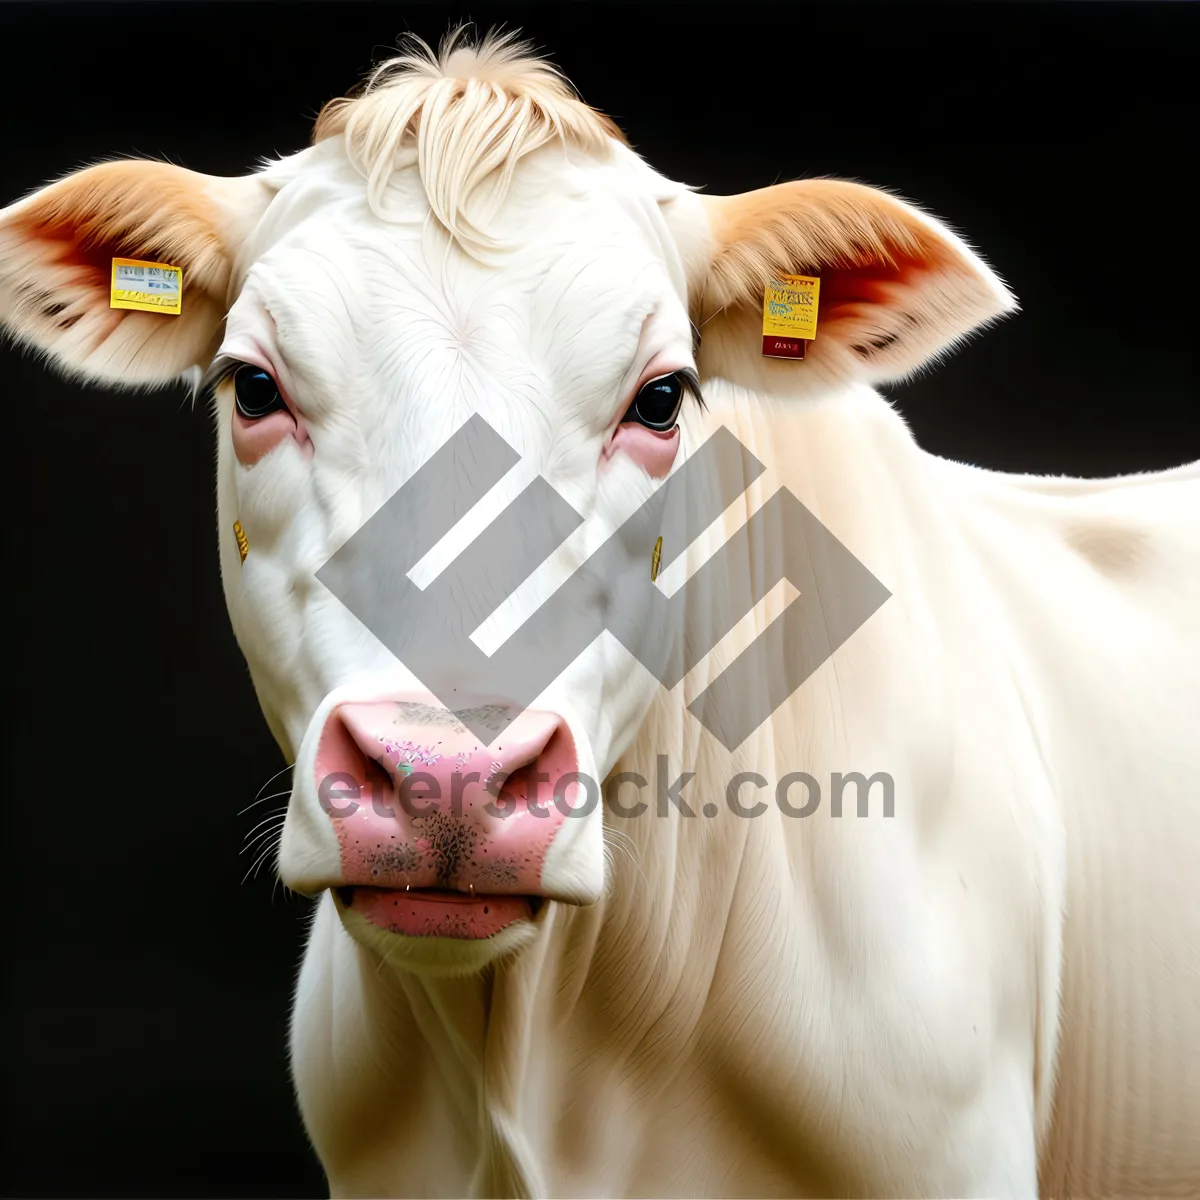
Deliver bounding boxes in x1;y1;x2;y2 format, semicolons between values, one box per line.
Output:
214;138;703;971
0;37;1012;976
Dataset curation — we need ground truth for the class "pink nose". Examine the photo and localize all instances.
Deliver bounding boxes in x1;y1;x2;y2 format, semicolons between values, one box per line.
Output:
313;695;581;896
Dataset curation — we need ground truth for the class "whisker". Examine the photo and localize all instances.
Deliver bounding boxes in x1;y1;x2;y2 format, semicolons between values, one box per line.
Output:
253;843;279;879
240;807;289;845
603;824;639;852
239;817;287;856
250;762;295;806
244;837;281;883
238;788;294;816
602;825;647;885
242;804;288;832
240;816;286;854
376;929;404;979
602;825;640;860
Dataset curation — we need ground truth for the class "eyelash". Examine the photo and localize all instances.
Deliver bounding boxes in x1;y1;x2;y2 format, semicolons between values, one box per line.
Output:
664;367;704;410
199;356;243;404
198;361;706;418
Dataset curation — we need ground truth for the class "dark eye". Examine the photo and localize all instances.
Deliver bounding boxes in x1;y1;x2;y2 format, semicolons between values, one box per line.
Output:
623;372;685;432
233;365;286;420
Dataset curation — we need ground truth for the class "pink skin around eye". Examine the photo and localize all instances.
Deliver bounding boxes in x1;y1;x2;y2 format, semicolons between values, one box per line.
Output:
232;409;308;465
601;423;680;479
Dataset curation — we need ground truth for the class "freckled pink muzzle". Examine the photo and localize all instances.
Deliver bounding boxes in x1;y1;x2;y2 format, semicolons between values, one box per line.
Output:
314;695;583;939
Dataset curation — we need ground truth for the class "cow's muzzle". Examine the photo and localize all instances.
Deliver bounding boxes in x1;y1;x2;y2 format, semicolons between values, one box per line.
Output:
280;691;605;937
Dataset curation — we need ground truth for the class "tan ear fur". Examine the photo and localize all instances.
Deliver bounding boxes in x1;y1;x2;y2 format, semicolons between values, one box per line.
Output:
0;160;273;387
693;179;1016;385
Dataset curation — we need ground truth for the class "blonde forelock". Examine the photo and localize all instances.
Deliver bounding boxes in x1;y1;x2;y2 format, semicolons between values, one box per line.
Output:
313;27;627;254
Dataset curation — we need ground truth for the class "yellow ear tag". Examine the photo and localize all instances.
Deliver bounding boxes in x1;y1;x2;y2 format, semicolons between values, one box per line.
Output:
110;257;183;315
650;536;663;582
762;273;819;359
233;520;249;563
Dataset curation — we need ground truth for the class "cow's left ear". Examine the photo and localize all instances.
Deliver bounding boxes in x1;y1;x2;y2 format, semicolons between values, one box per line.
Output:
0;159;274;388
671;178;1016;385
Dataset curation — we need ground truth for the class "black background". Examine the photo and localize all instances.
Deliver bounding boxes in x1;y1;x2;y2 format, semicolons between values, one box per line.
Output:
2;2;1196;1196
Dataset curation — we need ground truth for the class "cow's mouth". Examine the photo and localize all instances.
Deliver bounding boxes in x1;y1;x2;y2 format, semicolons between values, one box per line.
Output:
335;884;544;939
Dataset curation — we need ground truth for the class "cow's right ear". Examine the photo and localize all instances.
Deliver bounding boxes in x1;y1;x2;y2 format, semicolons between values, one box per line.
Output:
0;159;274;388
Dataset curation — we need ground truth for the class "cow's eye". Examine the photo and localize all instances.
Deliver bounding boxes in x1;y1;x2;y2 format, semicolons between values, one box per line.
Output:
233;365;286;420
623;372;685;432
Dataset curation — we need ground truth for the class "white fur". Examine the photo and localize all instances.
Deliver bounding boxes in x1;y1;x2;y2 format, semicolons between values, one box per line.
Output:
2;68;1198;1199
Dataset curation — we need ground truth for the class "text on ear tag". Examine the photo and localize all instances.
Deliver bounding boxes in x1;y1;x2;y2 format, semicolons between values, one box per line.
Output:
233;520;249;563
762;273;819;359
110;257;183;315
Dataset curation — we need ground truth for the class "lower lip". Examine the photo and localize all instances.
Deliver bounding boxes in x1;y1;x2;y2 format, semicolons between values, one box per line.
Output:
337;886;539;939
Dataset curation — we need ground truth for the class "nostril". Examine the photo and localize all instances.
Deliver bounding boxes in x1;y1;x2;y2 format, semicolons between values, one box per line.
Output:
336;886;356;907
363;754;393;795
498;723;575;810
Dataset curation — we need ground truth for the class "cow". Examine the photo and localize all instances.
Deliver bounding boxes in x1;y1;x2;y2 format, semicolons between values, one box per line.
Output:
2;28;1197;1199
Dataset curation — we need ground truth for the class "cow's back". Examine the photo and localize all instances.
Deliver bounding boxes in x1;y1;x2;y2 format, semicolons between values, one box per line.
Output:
951;460;1200;1196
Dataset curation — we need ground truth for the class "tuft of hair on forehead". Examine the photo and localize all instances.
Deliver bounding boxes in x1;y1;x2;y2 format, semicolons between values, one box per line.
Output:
313;26;627;255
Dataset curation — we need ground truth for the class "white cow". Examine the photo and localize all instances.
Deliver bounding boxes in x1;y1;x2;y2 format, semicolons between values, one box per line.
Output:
2;30;1198;1199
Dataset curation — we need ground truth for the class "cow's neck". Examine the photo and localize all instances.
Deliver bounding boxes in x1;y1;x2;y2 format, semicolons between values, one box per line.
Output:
375;381;942;1191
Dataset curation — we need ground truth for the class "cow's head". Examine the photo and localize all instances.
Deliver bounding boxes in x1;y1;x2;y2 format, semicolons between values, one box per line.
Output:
0;32;1012;975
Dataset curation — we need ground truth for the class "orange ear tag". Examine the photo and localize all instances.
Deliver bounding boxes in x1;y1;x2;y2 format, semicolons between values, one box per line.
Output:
762;273;819;359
